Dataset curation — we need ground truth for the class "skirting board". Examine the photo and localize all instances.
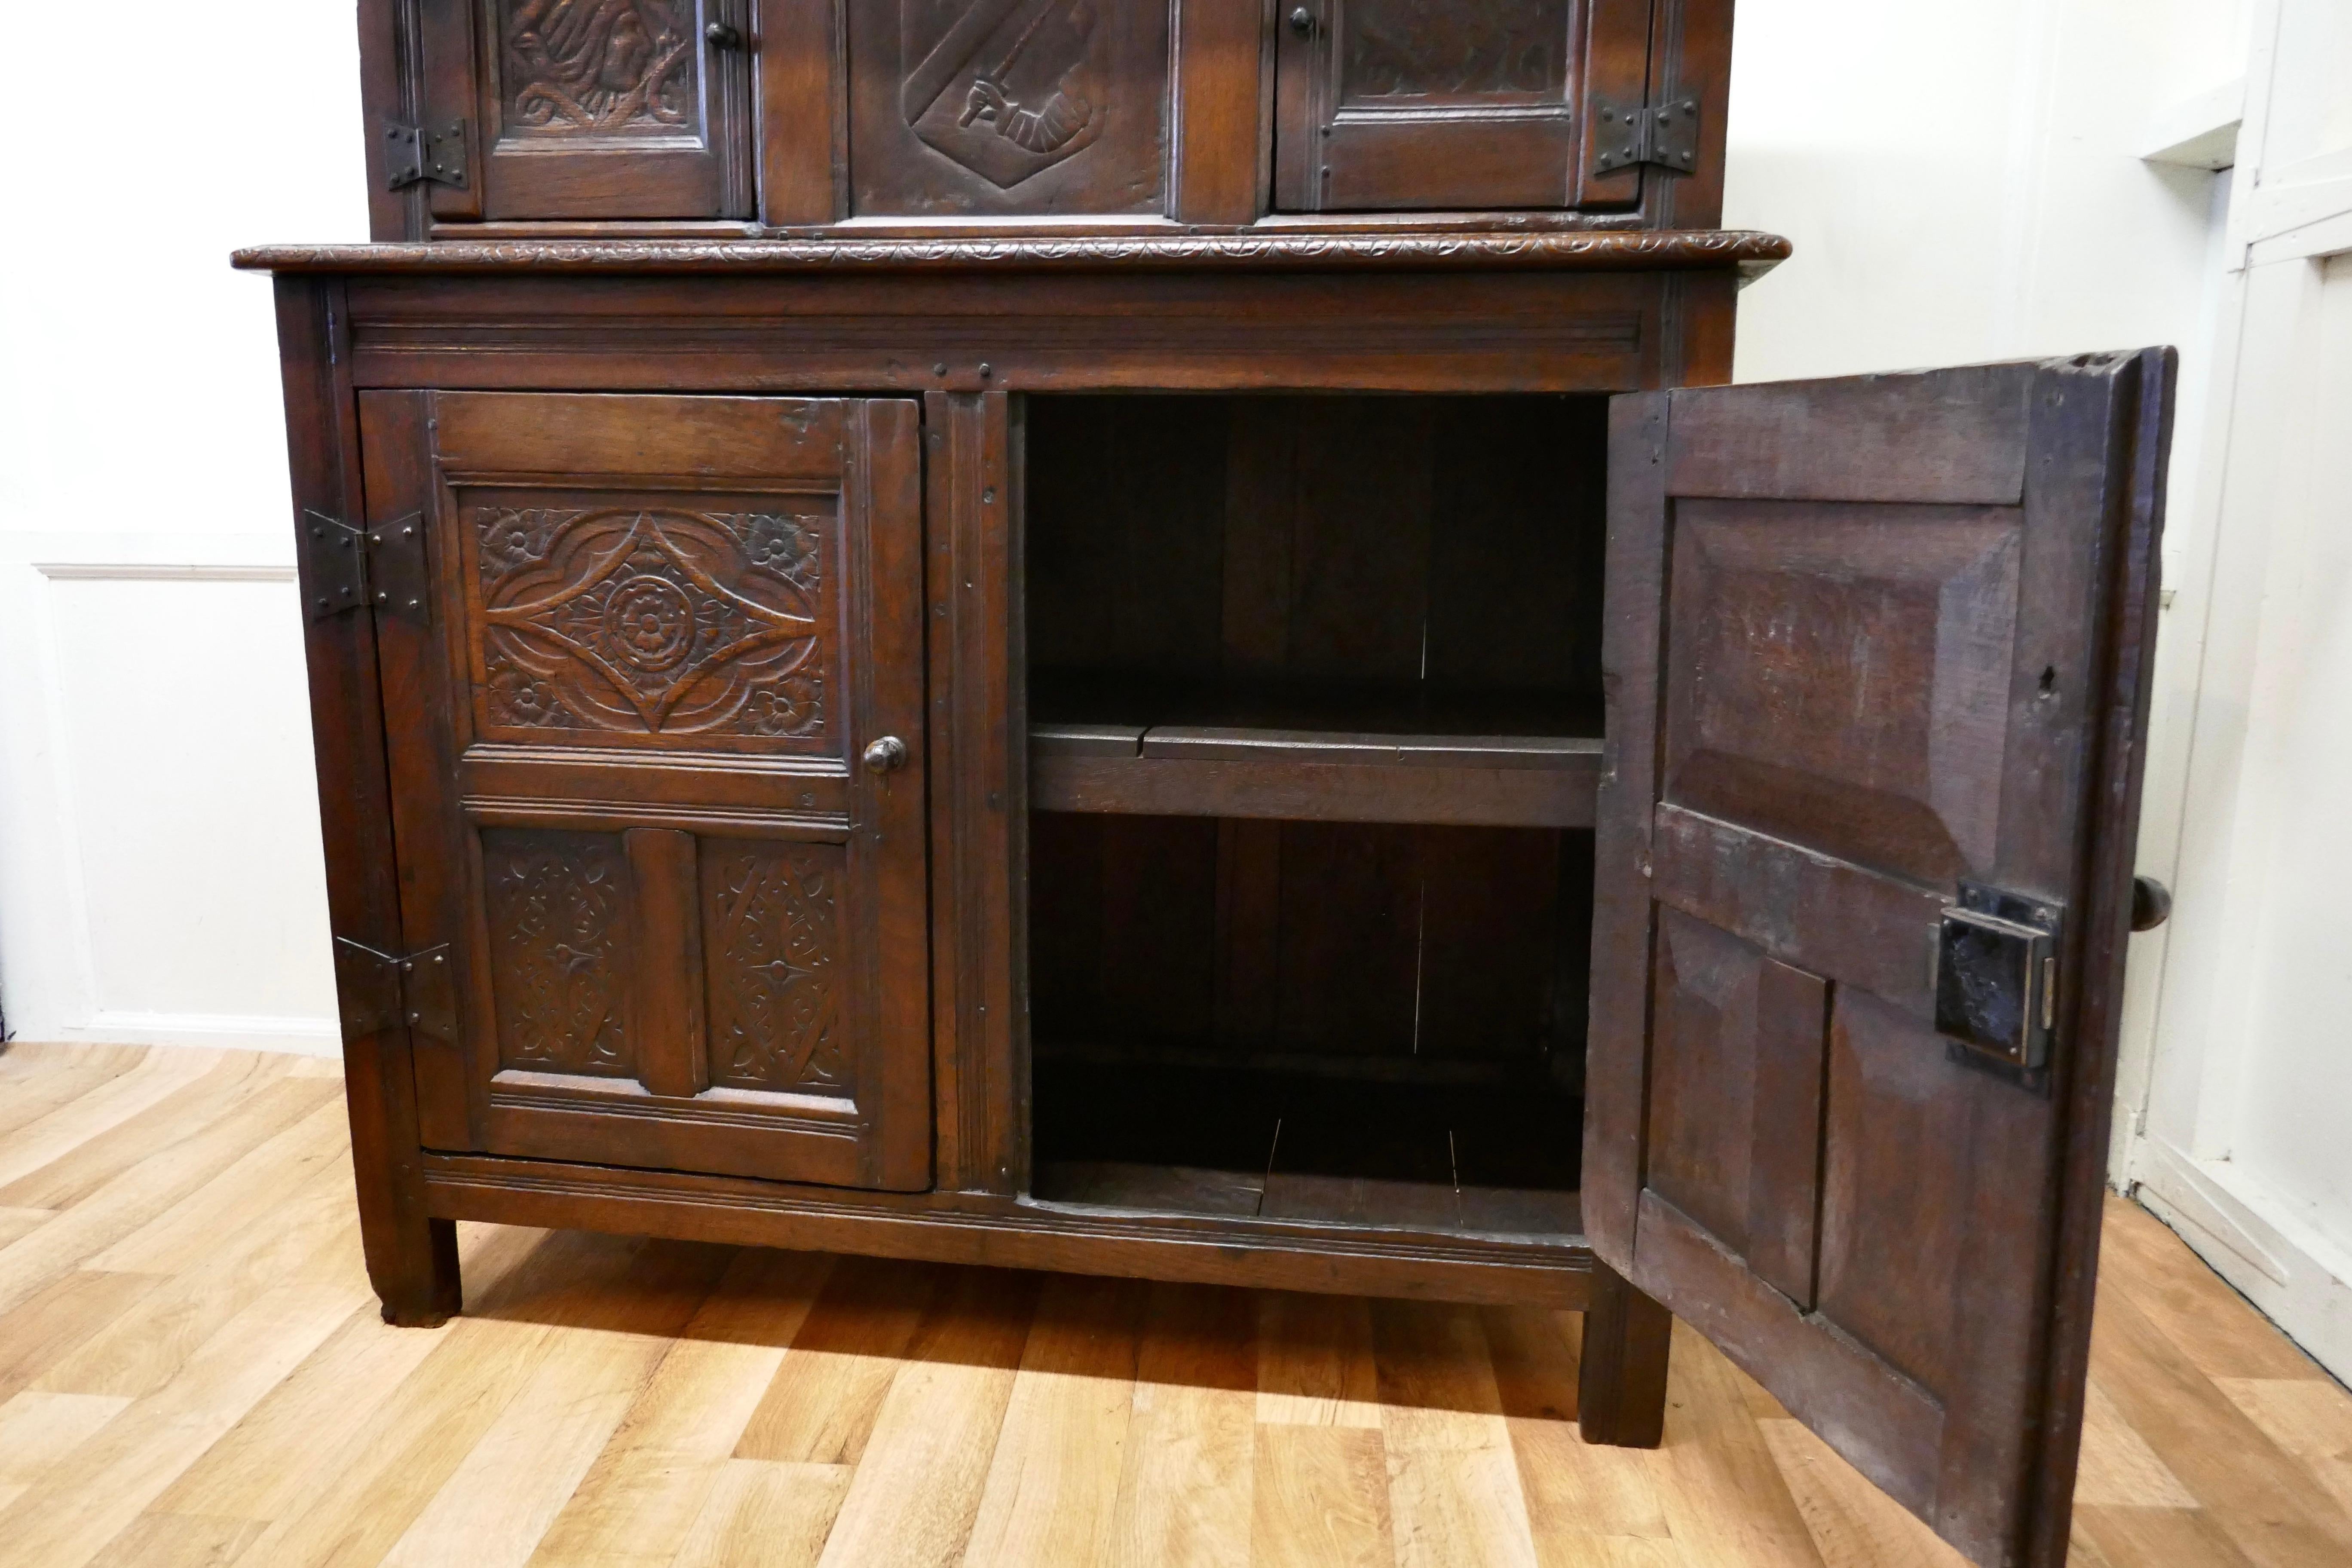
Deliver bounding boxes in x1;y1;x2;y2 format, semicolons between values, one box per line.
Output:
2130;1134;2352;1386
46;1012;342;1057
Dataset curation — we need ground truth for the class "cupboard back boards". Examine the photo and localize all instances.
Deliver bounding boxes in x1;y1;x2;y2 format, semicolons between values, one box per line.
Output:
243;5;2174;1564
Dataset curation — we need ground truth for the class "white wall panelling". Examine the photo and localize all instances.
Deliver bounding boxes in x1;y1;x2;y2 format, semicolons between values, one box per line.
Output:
0;0;365;1053
2107;0;2352;1383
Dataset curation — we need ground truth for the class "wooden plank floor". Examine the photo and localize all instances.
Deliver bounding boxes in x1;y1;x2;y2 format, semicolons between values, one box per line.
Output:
1;1044;2348;1567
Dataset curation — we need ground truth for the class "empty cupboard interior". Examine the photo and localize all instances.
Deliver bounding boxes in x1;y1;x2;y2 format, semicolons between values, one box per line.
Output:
1023;393;1611;1236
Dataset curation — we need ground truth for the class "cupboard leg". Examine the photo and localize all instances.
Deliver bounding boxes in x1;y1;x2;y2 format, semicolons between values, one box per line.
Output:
1578;1260;1673;1448
344;1037;463;1328
370;1215;462;1328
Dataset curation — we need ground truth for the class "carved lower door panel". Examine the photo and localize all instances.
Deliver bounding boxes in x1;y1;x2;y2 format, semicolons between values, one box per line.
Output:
360;390;931;1191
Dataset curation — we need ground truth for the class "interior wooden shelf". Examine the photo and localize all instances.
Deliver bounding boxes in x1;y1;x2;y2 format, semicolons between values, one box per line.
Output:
1030;1057;1583;1240
1029;717;1602;828
1030;1160;1583;1240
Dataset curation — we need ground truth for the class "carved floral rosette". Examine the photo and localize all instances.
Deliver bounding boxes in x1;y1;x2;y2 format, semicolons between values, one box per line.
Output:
472;503;830;745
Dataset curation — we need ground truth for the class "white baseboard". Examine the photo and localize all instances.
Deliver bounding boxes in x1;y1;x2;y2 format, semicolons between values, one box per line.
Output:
2129;1135;2352;1384
47;1011;342;1057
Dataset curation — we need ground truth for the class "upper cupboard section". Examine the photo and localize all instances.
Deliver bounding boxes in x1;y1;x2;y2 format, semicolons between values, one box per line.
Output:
366;0;1730;234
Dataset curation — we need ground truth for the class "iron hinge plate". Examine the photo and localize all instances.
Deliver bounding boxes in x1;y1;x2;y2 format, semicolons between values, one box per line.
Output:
1592;97;1702;177
384;118;470;191
299;511;431;626
1934;882;2063;1088
334;939;459;1044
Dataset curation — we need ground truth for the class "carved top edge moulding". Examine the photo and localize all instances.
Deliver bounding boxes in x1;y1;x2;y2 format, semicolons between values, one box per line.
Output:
233;229;1792;275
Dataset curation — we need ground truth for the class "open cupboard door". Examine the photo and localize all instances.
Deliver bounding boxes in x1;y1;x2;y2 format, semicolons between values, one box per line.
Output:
1586;352;2174;1567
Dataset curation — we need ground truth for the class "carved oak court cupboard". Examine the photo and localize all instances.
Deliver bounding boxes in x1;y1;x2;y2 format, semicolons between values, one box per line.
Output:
237;2;2176;1563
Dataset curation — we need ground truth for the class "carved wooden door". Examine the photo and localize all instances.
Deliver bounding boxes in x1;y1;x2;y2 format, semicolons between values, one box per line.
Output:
473;0;754;219
358;392;931;1191
1586;354;2173;1567
1272;0;1654;211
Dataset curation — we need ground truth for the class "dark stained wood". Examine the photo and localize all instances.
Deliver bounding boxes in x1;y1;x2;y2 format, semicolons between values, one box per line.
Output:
625;827;709;1100
319;267;1673;397
1584;356;2174;1566
1029;744;1600;827
1276;0;1594;212
2025;346;2178;1568
843;0;1173;219
1647;0;1736;231
1576;1258;1673;1447
360;390;934;1194
755;0;842;224
425;1149;1597;1308
926;391;1025;1195
234;231;1795;273
1173;0;1266;223
276;277;462;1327
263;0;2178;1543
473;0;755;221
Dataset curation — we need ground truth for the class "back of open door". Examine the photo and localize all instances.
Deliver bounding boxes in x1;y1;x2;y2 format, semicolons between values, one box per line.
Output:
1586;351;2174;1567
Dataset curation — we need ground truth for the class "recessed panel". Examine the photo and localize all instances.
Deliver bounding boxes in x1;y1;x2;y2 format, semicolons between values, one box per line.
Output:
701;838;853;1097
494;0;706;146
1816;986;1970;1394
459;488;840;756
1663;502;2021;885
482;827;637;1078
1337;0;1571;109
847;0;1172;216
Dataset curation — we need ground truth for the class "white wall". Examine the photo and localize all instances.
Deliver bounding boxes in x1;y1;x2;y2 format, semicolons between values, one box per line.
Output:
1727;0;2245;382
0;3;371;1051
2107;0;2352;1384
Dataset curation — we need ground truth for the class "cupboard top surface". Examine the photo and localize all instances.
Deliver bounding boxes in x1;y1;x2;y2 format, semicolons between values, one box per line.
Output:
232;227;1789;276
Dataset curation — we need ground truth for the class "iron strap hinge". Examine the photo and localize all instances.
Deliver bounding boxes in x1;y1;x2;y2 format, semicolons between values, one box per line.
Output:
334;939;459;1044
384;118;470;191
1591;97;1702;177
300;510;431;626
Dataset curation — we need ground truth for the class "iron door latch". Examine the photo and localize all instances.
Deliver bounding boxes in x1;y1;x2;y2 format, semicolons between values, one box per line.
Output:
300;511;431;625
1934;882;2062;1087
334;939;459;1043
1592;98;1702;177
384;118;469;190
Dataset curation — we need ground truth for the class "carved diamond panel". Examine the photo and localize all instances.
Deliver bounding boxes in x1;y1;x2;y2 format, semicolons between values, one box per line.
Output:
468;500;832;749
701;840;850;1095
500;0;702;137
483;829;635;1078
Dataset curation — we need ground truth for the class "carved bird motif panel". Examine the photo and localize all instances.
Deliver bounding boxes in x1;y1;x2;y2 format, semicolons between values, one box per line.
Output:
462;493;837;753
498;0;703;140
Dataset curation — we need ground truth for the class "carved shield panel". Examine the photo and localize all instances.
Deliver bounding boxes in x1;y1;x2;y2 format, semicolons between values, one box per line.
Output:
900;0;1108;187
849;0;1170;215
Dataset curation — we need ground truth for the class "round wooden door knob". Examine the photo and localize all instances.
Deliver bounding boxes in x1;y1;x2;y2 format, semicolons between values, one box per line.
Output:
863;736;909;774
2131;876;2172;933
